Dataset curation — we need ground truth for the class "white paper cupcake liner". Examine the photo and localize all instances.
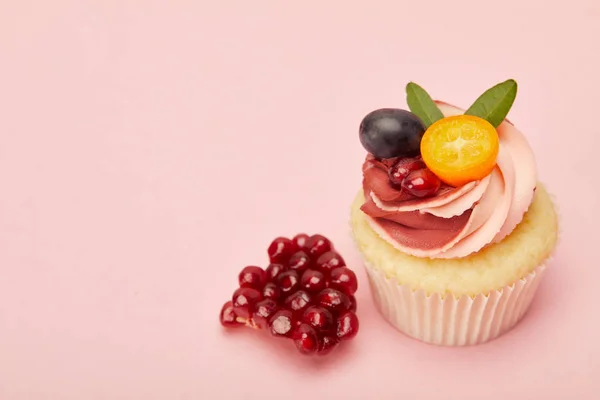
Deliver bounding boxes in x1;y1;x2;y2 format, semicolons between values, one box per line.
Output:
364;262;547;346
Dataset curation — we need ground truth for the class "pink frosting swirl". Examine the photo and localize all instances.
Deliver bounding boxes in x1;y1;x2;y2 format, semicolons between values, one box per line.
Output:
360;101;537;259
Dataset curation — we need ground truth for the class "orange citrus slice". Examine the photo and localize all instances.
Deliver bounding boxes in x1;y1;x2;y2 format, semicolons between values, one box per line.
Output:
420;115;499;187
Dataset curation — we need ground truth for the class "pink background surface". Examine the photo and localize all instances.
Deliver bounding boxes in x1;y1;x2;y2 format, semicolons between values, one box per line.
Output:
1;1;599;399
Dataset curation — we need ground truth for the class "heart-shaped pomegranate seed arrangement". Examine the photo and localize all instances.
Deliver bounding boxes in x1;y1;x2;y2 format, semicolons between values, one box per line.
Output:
219;233;359;356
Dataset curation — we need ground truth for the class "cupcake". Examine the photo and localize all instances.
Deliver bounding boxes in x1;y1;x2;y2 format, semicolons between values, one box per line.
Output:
350;80;559;346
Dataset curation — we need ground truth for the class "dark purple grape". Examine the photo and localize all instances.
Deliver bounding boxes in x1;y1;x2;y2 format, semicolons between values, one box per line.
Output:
359;108;425;159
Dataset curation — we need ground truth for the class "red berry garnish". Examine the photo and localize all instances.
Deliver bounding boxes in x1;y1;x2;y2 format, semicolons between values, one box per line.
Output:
262;282;281;301
401;168;441;198
277;270;300;296
317;335;339;356
304;234;332;259
315;288;352;314
231;287;263;319
337;311;359;341
316;251;346;275
220;301;244;328
329;267;358;295
219;233;359;356
284;290;312;319
268;309;295;338
292;323;319;355
238;266;267;289
388;157;426;188
292;233;310;250
267;237;299;264
265;263;287;281
252;299;279;329
302;306;334;333
288;251;312;274
300;269;326;293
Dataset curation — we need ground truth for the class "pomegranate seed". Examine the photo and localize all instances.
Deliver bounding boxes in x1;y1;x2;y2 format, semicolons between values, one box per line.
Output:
288;251;312;274
219;233;360;357
300;269;326;293
252;299;279;329
292;324;319;355
315;288;352;314
267;237;299;264
388;157;426;188
316;251;346;275
304;234;332;259
401;168;441;198
329;267;358;295
284;290;312;318
349;295;357;312
220;301;244;328
231;287;263;319
292;233;310;250
277;270;300;296
337;311;359;340
265;263;287;281
269;309;295;338
238;266;267;289
262;282;281;301
302;306;334;333
317;335;339;355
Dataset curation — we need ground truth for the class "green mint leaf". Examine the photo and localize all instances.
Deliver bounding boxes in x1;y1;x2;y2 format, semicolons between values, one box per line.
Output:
405;82;445;128
464;79;518;127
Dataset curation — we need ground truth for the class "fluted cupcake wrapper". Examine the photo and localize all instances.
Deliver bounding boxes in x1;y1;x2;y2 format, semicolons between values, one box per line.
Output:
363;262;547;346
